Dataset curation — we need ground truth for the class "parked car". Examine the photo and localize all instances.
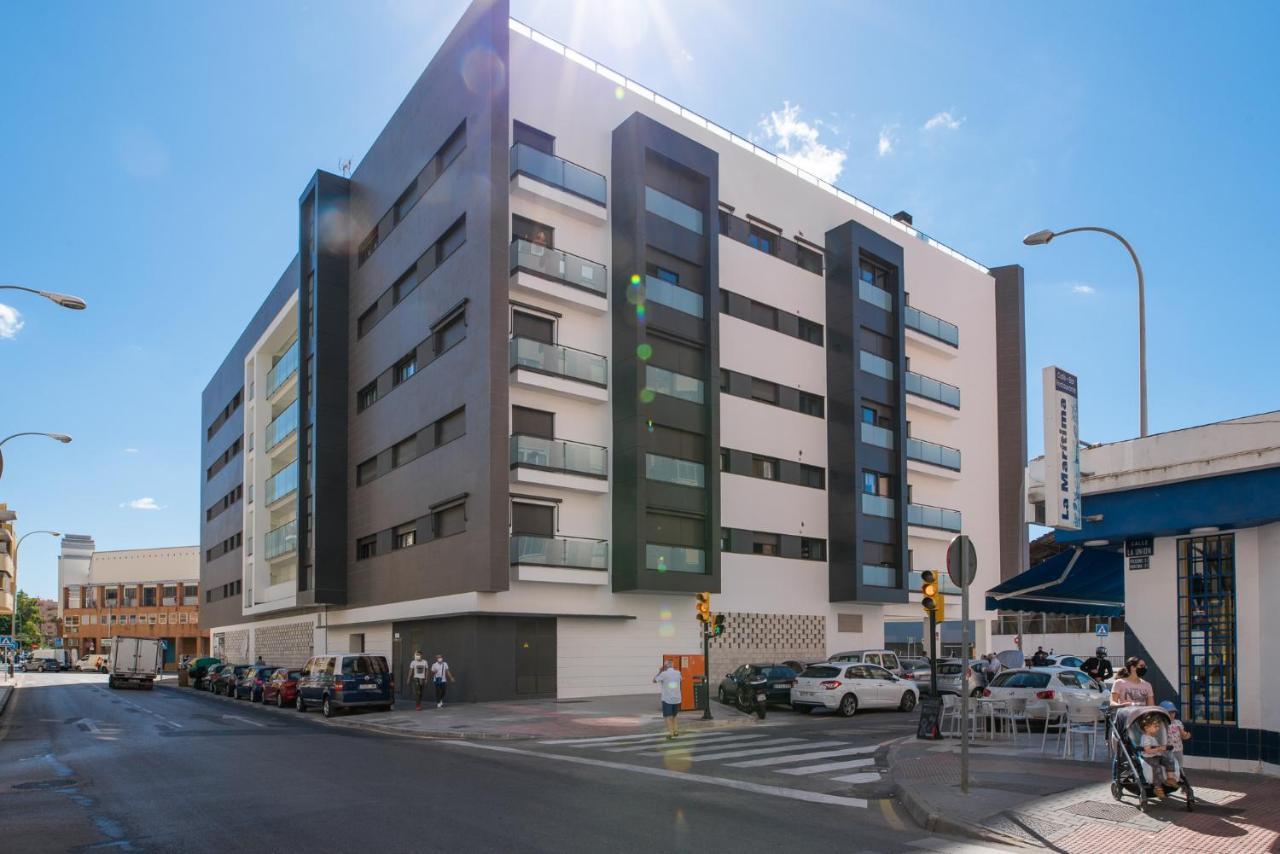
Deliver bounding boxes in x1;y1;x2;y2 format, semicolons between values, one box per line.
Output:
791;662;919;716
296;654;394;717
233;665;277;701
187;657;221;689
981;667;1105;717
20;657;60;673
1045;655;1086;669
262;668;304;707
202;664;227;691
75;654;110;673
913;659;984;697
898;656;930;675
716;664;797;709
214;664;254;696
827;649;907;677
781;659;822;675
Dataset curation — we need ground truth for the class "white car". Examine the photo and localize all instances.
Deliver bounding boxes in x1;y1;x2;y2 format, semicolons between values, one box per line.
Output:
981;667;1105;717
75;654;109;673
790;662;920;717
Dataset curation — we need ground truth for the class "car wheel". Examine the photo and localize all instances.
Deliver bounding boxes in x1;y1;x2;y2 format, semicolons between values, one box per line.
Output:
838;694;859;717
971;687;984;698
107;676;115;689
296;694;306;712
322;696;335;718
718;687;728;705
276;692;285;708
899;692;917;712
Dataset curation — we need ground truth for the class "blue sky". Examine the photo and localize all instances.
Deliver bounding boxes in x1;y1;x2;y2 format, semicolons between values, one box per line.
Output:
2;1;1277;597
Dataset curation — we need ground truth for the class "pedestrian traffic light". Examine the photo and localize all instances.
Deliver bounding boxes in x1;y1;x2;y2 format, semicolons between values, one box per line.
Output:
712;613;726;637
695;592;711;625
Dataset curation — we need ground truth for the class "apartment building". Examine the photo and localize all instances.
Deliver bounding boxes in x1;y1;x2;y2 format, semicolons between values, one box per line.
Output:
0;505;15;622
200;0;1027;701
59;546;204;666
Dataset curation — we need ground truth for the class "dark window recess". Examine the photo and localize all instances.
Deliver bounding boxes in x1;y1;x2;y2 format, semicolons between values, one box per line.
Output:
718;210;822;276
800;538;826;560
798;392;825;418
751;455;780;481
720;368;825;419
512;406;554;439
750;378;779;404
357;381;379;413
798;318;824;346
800;464;825;489
860;258;891;291
512;310;554;344
357;305;377;339
720;527;731;552
356;457;378;486
391;434;416;467
392;180;418;224
719;369;731;392
862;401;893;427
719;288;823;347
436;407;465;446
206;483;244;521
356;213;467;339
649;264;679;284
434;312;466;356
861;327;894;359
752;532;781;556
512;502;555;536
206;435;243;481
747;225;776;255
438;216;466;262
514;121;555;155
206;388;244;440
719;448;730;471
393;523;417;550
356;535;378;561
393;352;418;386
796;245;823;275
391;265;419;305
357;406;465;487
512;214;554;248
863;470;892;496
749;300;778;330
433;503;466;538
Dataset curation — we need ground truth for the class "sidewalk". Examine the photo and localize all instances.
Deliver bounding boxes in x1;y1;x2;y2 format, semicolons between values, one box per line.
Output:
322;694;763;741
889;734;1280;852
0;672;22;719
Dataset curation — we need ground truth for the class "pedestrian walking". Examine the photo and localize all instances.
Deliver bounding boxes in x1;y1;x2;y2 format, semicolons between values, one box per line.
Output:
409;650;430;710
255;654;265;666
431;654;454;708
1031;646;1049;667
654;659;682;739
1160;699;1191;772
1082;646;1114;683
1110;657;1155;707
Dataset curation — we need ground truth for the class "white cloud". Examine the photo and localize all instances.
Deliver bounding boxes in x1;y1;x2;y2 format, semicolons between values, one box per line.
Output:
123;448;140;454
0;304;24;339
121;497;164;510
1072;284;1097;295
923;111;964;131
877;127;896;157
757;102;848;183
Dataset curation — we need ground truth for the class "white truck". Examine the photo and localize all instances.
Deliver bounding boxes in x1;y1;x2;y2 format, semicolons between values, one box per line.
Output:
107;636;162;690
31;648;76;670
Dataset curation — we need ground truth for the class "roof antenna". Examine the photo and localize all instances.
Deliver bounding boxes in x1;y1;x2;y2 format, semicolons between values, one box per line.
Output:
339;158;352;178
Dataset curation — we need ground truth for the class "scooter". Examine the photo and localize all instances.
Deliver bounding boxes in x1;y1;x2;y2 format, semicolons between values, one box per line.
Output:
739;675;769;720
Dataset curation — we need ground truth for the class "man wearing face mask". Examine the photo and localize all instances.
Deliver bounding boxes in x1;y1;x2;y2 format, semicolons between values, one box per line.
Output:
409;650;430;710
1110;656;1155;707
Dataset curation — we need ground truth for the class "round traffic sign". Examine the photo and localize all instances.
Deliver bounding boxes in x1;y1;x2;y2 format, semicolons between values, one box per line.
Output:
946;535;977;588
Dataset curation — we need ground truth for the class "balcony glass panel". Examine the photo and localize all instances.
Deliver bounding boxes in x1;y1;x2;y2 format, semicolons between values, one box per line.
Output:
646;365;704;404
645;453;706;488
905;371;961;409
510;535;608;570
904;305;959;347
510;435;608;477
510;239;606;296
265;519;298;560
858;279;893;311
265;404;299;450
908;569;962;595
906;437;961;471
860;421;895;450
859;350;895;381
509;337;608;386
862;564;899;588
266;339;299;397
645;543;706;574
644;186;704;234
265;460;298;505
510;143;607;206
644;275;704;317
908;503;962;532
861;493;896;518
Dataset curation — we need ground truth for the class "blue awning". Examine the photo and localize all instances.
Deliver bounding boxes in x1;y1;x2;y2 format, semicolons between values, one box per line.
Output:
984;547;1124;616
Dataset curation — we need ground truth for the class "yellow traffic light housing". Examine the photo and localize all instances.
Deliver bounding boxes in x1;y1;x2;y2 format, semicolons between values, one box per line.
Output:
919;570;941;618
695;592;711;625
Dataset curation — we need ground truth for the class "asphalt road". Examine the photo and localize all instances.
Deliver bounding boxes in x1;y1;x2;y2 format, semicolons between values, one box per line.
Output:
0;673;1016;853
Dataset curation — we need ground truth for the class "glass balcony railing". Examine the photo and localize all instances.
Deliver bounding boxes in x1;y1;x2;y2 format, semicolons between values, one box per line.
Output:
860;421;895;450
908;569;962;595
858;279;893;312
510;435;608;477
644;275;704;317
509;337;608;386
510;535;608;570
906;436;961;471
266;339;300;398
859;350;895;381
645;543;706;574
908;503;962;532
509;239;606;296
906;371;961;409
861;493;896;518
862;564;899;588
645;453;706;488
265;519;298;561
905;305;959;347
265;404;299;451
510;143;607;206
265;460;298;505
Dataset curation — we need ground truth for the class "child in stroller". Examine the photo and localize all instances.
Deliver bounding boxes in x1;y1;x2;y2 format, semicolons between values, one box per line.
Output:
1109;705;1195;811
1138;714;1180;796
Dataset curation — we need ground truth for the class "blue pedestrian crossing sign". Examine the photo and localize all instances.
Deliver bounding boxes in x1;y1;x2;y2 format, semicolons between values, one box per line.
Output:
0;636;16;650
1095;624;1109;637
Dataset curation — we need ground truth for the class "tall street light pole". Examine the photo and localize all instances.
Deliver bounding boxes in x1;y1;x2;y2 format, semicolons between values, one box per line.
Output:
0;285;87;310
1023;227;1148;438
10;530;60;654
0;433;73;481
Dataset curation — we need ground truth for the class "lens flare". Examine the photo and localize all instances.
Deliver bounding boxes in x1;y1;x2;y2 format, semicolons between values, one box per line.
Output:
630;273;642;285
640;388;656;404
636;343;652;360
659;609;672;620
658;623;675;638
663;749;692;772
636;304;646;319
614;85;625;100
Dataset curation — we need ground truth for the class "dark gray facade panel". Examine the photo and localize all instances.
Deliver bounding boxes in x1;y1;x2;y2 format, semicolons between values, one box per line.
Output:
611;111;720;594
392;615;555;702
824;220;908;604
990;264;1028;581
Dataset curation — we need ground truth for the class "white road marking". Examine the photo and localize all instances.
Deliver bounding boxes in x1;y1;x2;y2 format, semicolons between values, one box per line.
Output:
683;740;848;763
906;837;1021;853
608;733;772;753
223;715;267;728
93;687;184;728
728;744;879;768
450;740;868;808
829;771;881;784
774;757;875;775
539;731;691;746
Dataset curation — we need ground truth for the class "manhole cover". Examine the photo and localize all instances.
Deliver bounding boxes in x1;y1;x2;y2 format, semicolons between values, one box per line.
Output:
1066;800;1139;822
13;779;78;790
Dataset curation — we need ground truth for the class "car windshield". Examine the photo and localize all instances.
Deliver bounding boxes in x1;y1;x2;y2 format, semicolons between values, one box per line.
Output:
800;665;841;679
288;670;303;680
765;667;794;679
937;663;963;675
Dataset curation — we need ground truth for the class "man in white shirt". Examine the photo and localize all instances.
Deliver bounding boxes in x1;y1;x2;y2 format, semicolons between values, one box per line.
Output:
408;651;430;710
654;660;683;739
430;654;453;708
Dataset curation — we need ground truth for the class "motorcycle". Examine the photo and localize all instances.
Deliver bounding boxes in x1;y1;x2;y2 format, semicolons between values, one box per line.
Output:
738;675;769;720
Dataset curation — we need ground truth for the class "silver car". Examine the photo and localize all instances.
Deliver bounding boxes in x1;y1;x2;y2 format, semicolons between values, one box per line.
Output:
913;659;983;697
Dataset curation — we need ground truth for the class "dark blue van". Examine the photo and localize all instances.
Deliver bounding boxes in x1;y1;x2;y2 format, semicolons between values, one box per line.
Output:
295;654;394;717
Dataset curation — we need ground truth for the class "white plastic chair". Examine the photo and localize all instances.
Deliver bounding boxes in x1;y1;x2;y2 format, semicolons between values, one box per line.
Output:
1007;698;1032;742
1065;700;1102;760
1040;699;1069;755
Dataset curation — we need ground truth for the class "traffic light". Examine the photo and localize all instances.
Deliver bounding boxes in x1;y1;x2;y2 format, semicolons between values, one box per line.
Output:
920;570;944;621
695;592;711;626
712;613;726;637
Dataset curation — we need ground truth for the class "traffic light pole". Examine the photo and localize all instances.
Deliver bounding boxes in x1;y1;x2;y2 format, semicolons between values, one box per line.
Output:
701;627;712;720
928;610;938;697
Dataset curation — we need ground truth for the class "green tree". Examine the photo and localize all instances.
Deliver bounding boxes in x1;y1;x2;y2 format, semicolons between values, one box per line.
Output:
0;590;43;648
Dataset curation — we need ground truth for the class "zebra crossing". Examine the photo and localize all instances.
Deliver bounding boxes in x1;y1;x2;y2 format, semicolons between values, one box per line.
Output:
535;727;893;799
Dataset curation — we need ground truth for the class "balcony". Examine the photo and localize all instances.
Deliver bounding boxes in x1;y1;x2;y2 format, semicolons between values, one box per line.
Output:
909;569;961;596
859;279;893;312
860;350;895;381
509;239;608;312
908;502;962;533
906;371;960;414
509;336;608;402
510;143;607;221
511;534;608;585
860;421;895;450
904;304;959;348
265;403;299;455
861;493;896;518
510;435;609;493
265;519;298;561
265;460;298;507
266;339;300;400
861;564;899;588
906;437;961;472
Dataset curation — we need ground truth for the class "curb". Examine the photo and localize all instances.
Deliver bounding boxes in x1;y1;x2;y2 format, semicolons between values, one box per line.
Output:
0;683;14;718
886;740;1038;850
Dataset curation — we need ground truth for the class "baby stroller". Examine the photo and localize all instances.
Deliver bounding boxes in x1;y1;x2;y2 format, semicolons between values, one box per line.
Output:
1108;705;1195;812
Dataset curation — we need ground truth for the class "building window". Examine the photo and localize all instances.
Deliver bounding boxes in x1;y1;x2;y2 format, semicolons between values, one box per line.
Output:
646;365;704;405
393;179;418;224
751;455;779;481
798;318;824;346
392;434;417;468
393;523;417;550
356;535;378;561
357;381;379;413
435;407;465;446
393;351;418;386
356;456;378;486
357;305;377;339
863;470;891;496
434;312;466;356
798;392;825;418
747;225;775;255
163;585;177;606
645;453;706;488
720;527;732;552
437;216;466;263
719;368;731;393
644;186;704;234
751;532;780;556
391;265;419;305
719;448;730;471
750;378;778;405
860;259;890;291
800;464;825;489
1178;533;1237;725
800;537;826;560
433;503;466;538
749;300;778;330
67;585;81;609
184;583;198;602
514;121;555;155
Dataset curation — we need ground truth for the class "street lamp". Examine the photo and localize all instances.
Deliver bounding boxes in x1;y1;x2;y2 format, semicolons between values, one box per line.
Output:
0;433;73;481
8;530;60;654
0;284;87;310
1023;226;1148;437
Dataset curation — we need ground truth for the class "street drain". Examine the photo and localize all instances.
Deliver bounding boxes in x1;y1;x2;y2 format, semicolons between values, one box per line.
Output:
1066;800;1145;822
13;779;78;790
554;699;591;704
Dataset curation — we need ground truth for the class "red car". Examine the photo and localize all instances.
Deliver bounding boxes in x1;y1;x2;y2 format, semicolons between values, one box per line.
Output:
262;668;304;707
